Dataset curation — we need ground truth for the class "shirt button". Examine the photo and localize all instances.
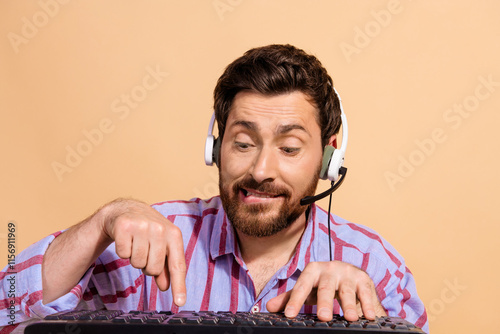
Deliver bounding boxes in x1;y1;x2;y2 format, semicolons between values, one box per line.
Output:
251;305;260;313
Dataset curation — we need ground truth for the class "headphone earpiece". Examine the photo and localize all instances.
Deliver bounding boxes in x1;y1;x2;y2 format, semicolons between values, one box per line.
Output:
204;113;219;166
320;146;335;180
212;137;221;167
326;146;345;182
323;88;348;182
204;134;221;167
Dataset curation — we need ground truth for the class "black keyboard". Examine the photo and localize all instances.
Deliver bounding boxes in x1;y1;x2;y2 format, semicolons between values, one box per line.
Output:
24;310;425;333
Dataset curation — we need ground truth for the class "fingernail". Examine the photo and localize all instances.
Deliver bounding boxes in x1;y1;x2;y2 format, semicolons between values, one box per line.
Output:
346;309;357;319
284;306;295;317
318;307;330;319
175;293;186;306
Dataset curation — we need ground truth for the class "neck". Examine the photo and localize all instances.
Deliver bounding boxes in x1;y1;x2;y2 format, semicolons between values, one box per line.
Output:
235;210;309;266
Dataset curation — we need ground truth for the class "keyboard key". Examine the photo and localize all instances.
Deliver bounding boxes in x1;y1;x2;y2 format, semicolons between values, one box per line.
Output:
185;316;202;324
348;321;363;328
61;315;79;320
201;317;219;324
313;322;329;327
330;321;347;328
365;322;381;329
44;315;61;320
291;321;306;326
218;318;235;325
78;314;97;320
95;314;112;320
167;318;185;324
392;324;409;330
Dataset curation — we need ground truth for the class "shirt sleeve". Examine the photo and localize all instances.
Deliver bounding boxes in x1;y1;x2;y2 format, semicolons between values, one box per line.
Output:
0;231;95;326
327;214;430;333
374;256;429;333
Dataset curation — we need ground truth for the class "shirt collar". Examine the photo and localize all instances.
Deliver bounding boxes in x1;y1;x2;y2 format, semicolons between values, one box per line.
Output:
209;201;239;260
275;204;317;279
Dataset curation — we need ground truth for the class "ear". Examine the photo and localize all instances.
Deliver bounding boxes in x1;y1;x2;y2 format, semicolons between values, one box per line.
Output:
327;134;337;149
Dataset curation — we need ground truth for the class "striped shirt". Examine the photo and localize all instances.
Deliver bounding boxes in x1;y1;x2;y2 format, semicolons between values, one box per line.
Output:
0;197;429;333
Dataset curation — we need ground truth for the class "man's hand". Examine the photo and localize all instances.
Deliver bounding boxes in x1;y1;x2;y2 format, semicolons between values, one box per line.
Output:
101;199;187;306
42;198;187;306
266;261;386;321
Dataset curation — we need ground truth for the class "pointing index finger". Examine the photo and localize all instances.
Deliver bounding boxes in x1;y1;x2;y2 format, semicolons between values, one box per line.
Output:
166;230;187;306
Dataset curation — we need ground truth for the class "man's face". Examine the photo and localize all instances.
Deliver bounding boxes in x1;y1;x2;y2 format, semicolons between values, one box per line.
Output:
219;90;324;238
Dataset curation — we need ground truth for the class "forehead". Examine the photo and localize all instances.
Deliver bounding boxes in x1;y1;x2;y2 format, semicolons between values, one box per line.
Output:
226;91;320;135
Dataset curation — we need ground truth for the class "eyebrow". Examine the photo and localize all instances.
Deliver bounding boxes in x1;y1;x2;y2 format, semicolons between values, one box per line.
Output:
232;120;310;136
276;123;309;136
233;120;257;131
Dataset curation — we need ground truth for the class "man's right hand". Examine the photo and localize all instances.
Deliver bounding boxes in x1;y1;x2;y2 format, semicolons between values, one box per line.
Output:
101;199;187;305
42;198;187;306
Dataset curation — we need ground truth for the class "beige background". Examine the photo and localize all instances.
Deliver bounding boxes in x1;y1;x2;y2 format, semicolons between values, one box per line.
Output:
1;1;498;333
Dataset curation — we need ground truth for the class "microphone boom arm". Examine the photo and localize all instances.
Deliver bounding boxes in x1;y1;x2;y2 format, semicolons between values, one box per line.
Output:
300;167;347;206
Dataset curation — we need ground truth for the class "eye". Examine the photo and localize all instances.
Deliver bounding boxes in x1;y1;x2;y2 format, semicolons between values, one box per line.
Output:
281;147;300;155
235;142;251;150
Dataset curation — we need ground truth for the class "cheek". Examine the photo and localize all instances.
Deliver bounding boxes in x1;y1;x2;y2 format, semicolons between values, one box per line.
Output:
220;147;250;181
280;153;322;190
280;163;310;191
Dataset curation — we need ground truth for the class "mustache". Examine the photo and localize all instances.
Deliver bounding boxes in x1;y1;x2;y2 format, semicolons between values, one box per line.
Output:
232;178;291;198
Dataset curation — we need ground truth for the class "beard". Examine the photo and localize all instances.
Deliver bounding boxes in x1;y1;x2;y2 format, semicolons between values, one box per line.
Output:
219;163;321;238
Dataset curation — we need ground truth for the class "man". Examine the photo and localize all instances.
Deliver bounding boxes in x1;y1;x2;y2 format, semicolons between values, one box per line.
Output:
0;44;428;332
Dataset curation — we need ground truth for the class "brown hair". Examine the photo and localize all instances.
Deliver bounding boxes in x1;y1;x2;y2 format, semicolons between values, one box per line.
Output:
213;44;342;147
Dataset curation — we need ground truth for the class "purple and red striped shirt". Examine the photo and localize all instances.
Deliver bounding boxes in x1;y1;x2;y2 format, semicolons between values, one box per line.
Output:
0;196;429;333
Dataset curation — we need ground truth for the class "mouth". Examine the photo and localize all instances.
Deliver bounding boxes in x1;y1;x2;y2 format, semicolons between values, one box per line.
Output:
239;188;284;203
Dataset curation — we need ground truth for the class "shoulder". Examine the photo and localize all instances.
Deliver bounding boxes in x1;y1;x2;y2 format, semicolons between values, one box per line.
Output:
151;196;222;219
312;204;405;272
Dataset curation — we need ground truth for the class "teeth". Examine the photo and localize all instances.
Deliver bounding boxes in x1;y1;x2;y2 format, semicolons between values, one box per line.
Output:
246;191;275;198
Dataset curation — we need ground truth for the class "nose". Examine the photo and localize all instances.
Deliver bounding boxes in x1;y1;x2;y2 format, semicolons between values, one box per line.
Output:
249;146;278;183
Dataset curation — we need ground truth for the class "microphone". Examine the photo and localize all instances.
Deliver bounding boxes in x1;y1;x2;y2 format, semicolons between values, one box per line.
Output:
300;167;347;206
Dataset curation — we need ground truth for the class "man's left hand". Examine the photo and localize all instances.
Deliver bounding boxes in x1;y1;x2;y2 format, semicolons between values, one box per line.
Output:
266;261;387;322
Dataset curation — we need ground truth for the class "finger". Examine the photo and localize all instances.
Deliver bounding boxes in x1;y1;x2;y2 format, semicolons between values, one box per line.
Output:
315;275;336;322
144;235;167;277
284;267;317;318
374;302;387;317
356;281;376;320
113;224;133;259
130;234;149;269
336;283;358;321
165;229;187;307
154;261;170;291
266;290;292;312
